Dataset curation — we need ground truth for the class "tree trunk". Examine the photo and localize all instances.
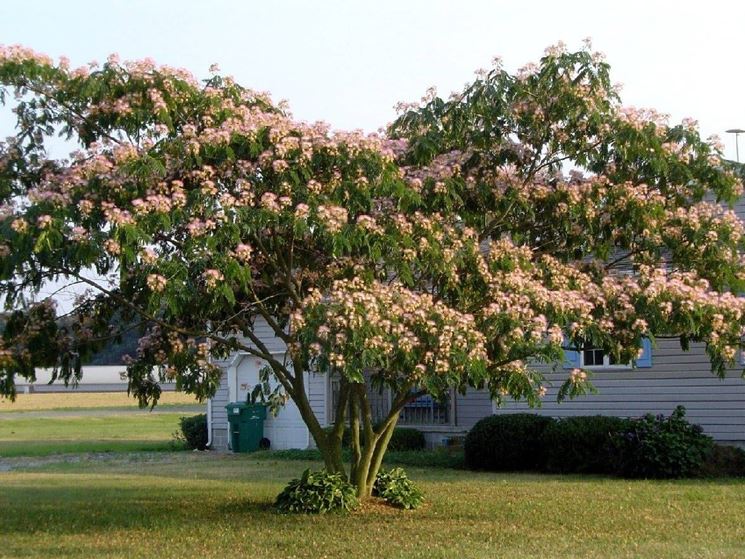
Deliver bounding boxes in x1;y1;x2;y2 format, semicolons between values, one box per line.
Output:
273;368;407;498
366;410;399;489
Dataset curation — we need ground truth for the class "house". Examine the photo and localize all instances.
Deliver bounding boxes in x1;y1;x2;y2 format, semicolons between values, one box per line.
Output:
207;199;745;450
207;324;745;451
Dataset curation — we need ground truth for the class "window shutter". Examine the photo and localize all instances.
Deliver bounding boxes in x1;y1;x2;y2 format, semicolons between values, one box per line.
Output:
635;338;653;368
563;337;581;369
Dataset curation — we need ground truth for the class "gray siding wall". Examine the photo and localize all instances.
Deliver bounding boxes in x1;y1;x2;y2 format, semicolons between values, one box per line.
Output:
482;337;745;442
451;197;745;442
455;389;494;431
308;372;327;427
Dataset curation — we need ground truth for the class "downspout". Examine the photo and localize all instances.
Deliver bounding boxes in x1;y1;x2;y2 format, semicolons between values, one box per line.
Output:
206;320;213;449
206;397;213;449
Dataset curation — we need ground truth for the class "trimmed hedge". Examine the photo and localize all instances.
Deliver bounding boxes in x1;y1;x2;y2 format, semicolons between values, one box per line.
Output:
543;415;631;474
465;407;715;478
464;413;554;471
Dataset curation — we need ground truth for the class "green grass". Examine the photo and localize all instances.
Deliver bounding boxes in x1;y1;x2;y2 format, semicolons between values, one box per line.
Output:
256;447;466;469
0;414;186;457
1;453;744;558
0;403;204;414
0;391;201;412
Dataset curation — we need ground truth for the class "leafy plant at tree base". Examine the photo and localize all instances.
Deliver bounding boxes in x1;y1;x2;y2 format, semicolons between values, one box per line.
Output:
275;469;358;514
2;42;745;500
465;414;554;471
613;406;714;478
373;467;424;509
176;413;208;450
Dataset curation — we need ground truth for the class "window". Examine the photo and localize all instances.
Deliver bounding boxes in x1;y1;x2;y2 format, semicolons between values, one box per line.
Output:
328;376;453;426
399;393;451;426
581;348;629;369
564;338;652;369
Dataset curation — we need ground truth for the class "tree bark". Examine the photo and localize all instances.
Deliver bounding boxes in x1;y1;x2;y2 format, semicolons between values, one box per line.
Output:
349;386;361;483
366;410;399;489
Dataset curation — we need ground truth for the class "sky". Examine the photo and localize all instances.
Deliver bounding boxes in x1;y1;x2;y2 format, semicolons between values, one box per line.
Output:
2;0;745;159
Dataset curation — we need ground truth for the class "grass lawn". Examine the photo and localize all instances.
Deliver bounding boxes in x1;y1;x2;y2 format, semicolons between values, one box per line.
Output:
0;391;201;412
1;452;744;559
0;391;204;456
0;413;188;457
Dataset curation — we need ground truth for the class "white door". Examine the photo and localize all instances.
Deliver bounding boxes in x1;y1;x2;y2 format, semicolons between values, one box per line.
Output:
235;356;310;450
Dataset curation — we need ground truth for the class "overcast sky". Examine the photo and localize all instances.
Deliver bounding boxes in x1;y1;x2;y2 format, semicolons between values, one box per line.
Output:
1;0;744;157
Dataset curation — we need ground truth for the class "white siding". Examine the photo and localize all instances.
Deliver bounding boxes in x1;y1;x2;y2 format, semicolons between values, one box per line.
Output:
209;369;230;449
210;317;288;449
209;317;331;450
307;372;327;427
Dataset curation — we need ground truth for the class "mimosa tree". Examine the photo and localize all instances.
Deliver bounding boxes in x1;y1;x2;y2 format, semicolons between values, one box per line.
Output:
1;43;743;497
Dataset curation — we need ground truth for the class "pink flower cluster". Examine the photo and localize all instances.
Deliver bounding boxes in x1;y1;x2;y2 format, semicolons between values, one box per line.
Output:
295;278;487;380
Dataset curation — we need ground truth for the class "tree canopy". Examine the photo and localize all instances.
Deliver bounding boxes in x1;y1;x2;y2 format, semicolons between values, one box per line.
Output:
1;42;744;495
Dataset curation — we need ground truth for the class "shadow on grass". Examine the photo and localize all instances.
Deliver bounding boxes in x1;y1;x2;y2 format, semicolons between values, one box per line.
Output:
0;439;179;458
253;448;466;469
0;478;277;536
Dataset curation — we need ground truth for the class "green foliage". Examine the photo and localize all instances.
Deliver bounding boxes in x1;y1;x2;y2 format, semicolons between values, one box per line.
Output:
387;427;426;451
3;45;745;493
275;468;358;514
465;409;715;478
464;413;554;471
325;425;426;452
542;415;631;474
373;467;424;509
699;444;745;477
177;414;208;450
613;406;714;478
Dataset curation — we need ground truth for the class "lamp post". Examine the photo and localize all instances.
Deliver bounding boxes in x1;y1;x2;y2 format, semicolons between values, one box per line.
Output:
726;128;745;163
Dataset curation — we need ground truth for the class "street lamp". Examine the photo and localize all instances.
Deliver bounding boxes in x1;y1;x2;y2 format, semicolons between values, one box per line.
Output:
726;128;745;162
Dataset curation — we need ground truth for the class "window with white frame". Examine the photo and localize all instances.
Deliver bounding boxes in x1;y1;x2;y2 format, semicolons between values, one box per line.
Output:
581;348;630;369
398;392;452;426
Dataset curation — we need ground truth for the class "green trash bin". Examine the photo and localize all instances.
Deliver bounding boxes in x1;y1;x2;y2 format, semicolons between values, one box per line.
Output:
225;402;267;452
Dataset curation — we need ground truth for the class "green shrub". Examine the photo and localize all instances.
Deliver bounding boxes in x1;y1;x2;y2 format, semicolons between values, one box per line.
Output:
275;469;358;513
543;415;631;474
464;413;555;471
373;467;424;509
613;406;713;478
387;428;426;451
698;444;745;478
324;425;426;452
177;414;208;450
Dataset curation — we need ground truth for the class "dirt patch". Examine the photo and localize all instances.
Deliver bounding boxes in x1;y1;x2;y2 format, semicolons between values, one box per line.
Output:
353;496;406;515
